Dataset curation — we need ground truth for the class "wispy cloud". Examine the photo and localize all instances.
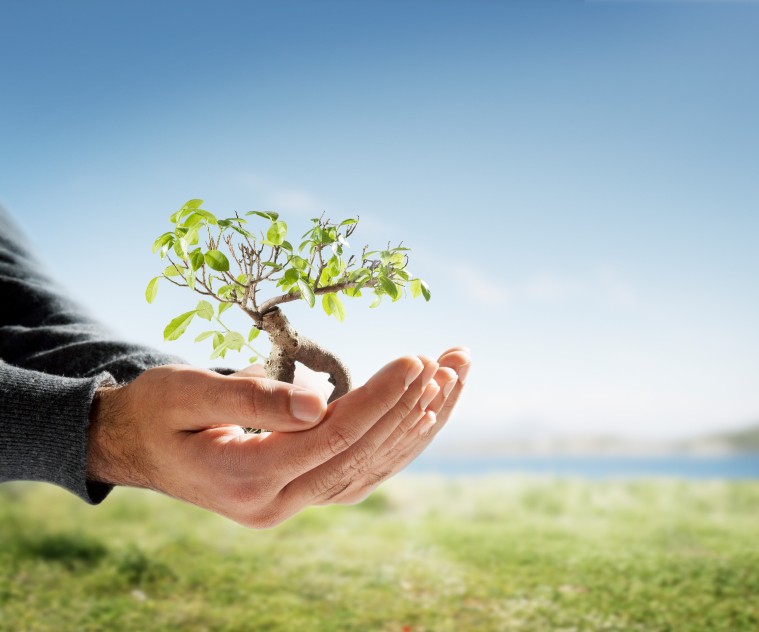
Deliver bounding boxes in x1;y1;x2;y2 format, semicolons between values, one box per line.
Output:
237;173;326;216
447;262;640;310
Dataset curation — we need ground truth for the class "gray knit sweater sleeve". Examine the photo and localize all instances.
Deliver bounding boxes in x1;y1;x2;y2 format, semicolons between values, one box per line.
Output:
0;205;184;504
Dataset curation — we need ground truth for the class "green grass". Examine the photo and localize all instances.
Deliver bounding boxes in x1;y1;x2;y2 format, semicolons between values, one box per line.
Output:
1;476;758;631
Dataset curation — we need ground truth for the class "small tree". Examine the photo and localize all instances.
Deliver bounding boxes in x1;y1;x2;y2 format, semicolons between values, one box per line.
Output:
146;199;430;402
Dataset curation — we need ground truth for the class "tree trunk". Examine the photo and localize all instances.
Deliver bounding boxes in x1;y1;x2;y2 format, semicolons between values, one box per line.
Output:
260;307;352;403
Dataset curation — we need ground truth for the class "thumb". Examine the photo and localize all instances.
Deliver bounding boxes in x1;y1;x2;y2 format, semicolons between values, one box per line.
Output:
181;372;327;432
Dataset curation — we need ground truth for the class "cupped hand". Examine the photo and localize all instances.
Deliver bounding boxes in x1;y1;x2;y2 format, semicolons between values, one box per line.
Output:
86;353;450;528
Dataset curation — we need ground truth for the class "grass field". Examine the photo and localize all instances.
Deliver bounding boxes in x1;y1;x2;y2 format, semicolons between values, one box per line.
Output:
1;476;758;631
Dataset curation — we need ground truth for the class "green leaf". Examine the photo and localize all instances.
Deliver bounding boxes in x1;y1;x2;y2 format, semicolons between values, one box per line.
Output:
164;310;197;341
152;232;174;254
248;327;260;342
173;237;189;260
280;240;293;252
246;210;279;221
409;278;422;299
217;284;236;299
205;250;230;272
192;208;218;225
248;355;258;364
189;249;205;271
185;268;196;290
322;293;345;322
379;276;399;299
343;285;362;298
183;213;206;228
196;300;214;321
420;279;431;302
164;264;183;277
370;294;382;308
297;279;316;307
225;331;245;351
213;332;224;349
267;220;288;246
339;218;358;227
194;330;219;342
290;255;308;271
145;277;160;304
218;301;234;316
169;199;204;224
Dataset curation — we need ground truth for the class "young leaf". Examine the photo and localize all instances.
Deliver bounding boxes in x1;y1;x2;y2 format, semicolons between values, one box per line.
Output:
185;268;196;290
370;294;382;308
195;330;219;342
145;277;160;304
248;355;258;364
379;276;399;299
267;220;288;246
189;249;205;271
164;310;197;341
322;293;345;322
196;300;214;321
225;331;245;352
409;278;422;299
164;264;183;277
297;279;316;307
420;279;431;301
248;327;260;342
246;210;279;221
173;237;189;259
205;250;230;272
152;232;174;254
218;301;234;316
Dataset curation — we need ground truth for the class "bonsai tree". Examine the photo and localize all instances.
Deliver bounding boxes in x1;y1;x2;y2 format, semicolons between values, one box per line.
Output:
146;199;430;403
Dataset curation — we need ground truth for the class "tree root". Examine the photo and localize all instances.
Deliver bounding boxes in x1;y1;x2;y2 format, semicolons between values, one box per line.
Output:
261;307;351;403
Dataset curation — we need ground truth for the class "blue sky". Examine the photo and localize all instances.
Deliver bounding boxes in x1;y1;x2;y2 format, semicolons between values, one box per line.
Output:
1;0;758;442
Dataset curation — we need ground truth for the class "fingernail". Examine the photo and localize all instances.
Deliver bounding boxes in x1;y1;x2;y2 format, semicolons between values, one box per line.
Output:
443;378;456;398
457;363;471;385
419;384;439;411
290;390;325;423
404;362;424;389
419;412;437;438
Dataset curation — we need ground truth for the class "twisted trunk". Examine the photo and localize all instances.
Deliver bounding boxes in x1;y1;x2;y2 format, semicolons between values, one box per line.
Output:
258;307;351;403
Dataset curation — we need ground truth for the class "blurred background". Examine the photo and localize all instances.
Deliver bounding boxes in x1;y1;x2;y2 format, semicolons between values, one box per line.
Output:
3;3;759;630
2;1;759;465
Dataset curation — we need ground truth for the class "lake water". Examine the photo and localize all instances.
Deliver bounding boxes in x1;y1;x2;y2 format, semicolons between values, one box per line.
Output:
408;454;759;479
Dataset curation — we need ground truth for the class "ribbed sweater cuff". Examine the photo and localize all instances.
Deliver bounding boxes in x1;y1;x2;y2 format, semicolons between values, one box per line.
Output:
0;364;115;504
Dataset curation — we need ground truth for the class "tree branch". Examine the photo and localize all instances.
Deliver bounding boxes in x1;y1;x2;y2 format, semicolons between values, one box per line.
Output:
258;279;377;314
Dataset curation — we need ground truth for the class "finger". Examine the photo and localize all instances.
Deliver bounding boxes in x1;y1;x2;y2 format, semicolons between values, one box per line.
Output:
328;410;438;505
278;357;438;507
167;369;327;432
333;354;471;502
429;351;471;420
371;380;439;458
242;355;427;479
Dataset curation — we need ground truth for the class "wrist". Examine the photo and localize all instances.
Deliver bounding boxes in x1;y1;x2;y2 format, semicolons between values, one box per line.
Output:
86;385;146;488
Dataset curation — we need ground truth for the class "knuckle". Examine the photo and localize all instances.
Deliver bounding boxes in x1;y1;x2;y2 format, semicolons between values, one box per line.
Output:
347;445;374;476
321;479;353;503
324;427;356;458
237;380;264;420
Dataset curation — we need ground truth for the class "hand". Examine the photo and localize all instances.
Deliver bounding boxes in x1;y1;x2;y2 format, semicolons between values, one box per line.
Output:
234;346;470;505
86;354;445;528
314;346;471;505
